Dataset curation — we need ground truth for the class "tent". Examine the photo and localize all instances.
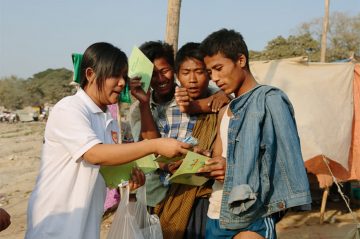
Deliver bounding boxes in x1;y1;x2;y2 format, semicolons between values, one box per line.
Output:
250;57;360;182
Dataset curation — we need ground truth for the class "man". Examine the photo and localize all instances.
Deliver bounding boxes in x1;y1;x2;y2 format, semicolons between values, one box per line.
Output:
198;28;311;239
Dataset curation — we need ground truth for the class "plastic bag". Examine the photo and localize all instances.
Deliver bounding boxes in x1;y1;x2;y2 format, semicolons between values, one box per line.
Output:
107;185;163;239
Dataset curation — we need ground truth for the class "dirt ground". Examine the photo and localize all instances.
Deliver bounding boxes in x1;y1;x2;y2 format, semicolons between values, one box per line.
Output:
0;122;359;239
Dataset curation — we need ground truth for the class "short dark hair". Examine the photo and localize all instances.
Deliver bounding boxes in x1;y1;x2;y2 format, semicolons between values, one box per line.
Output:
80;42;128;91
175;42;205;74
139;41;174;67
200;28;250;70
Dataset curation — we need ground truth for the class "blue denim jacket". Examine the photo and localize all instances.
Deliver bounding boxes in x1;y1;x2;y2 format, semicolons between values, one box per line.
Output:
219;85;311;229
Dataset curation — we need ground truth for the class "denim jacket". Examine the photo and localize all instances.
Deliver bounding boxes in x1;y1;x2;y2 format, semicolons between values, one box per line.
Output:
219;85;311;230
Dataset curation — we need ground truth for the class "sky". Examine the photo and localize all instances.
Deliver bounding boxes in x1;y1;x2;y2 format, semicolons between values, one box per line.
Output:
0;0;359;79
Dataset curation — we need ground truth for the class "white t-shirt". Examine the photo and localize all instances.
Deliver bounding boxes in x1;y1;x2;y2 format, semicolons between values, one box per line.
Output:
207;106;232;219
25;89;120;239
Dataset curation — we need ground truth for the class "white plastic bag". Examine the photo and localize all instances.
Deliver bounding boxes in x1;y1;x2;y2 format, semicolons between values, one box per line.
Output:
107;185;163;239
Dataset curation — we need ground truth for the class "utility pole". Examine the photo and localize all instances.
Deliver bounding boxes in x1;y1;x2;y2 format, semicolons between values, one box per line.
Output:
320;0;330;62
165;0;182;53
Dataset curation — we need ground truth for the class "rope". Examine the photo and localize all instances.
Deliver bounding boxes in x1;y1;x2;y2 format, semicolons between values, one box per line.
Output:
322;155;360;227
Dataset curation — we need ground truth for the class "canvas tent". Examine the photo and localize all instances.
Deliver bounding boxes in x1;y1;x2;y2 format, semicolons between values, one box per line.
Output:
250;57;360;181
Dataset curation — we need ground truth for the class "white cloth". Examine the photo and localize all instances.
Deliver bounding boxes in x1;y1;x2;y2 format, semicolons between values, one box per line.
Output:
26;89;120;239
207;106;231;219
250;58;354;169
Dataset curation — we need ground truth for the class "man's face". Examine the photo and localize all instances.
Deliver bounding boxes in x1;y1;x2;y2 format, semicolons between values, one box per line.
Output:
177;58;209;100
150;57;175;98
204;52;245;97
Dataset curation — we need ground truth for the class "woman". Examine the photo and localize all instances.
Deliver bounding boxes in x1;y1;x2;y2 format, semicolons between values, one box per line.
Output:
25;42;189;239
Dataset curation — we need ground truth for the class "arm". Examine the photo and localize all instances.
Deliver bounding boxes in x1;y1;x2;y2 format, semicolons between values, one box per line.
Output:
197;106;227;182
83;137;190;165
175;87;230;114
129;78;160;139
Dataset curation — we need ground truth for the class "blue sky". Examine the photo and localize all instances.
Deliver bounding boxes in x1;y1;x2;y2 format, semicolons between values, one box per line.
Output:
0;0;359;79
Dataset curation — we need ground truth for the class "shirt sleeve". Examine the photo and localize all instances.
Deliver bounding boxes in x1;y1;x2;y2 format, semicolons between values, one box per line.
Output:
45;102;102;161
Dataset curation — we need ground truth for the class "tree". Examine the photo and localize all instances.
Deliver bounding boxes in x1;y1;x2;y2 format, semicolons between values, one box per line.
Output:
250;33;319;61
0;68;73;109
165;0;182;53
320;0;330;62
297;12;360;62
0;76;27;109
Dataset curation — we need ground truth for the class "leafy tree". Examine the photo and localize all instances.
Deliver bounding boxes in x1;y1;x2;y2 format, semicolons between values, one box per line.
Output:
0;76;27;109
297;12;360;61
0;68;74;110
250;33;319;61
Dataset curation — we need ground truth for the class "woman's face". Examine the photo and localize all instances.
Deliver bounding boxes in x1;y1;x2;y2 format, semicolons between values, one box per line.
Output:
85;67;127;111
177;58;209;100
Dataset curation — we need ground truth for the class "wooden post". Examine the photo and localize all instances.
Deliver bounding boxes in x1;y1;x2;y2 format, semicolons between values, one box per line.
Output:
165;0;182;53
320;0;330;62
320;186;329;224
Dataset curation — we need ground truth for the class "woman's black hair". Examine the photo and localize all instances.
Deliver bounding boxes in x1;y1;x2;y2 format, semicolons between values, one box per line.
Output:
80;42;128;91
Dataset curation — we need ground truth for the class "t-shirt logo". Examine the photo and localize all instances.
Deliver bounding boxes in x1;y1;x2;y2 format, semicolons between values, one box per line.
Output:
111;131;118;144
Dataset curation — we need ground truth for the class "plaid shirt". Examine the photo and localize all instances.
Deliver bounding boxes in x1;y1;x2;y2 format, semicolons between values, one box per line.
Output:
150;96;197;141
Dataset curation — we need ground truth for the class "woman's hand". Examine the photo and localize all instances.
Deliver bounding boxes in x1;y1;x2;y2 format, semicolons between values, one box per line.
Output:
155;138;190;158
128;167;146;191
129;76;150;104
175;87;191;113
197;156;226;182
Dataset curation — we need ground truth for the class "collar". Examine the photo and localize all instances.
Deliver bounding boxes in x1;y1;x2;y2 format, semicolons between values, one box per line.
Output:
76;88;104;114
149;85;178;108
229;84;263;114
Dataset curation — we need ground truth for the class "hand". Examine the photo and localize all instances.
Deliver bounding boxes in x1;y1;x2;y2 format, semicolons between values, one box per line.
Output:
155;138;190;158
0;208;11;232
208;90;230;112
129;76;150;104
193;146;212;157
164;160;183;174
316;173;333;189
128;167;146;191
197;156;226;182
175;87;190;113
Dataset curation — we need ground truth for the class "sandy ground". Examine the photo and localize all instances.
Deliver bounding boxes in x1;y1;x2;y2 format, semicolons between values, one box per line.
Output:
0;122;359;239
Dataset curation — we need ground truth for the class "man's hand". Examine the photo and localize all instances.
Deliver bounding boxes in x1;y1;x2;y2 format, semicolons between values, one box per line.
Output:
128;167;146;191
0;208;11;232
175;87;190;113
208;90;230;112
129;76;150;104
164;160;183;174
197;156;226;182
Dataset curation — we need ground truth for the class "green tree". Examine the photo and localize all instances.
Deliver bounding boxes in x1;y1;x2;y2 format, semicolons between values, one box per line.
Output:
0;76;27;109
297;12;360;61
0;68;74;109
250;33;319;61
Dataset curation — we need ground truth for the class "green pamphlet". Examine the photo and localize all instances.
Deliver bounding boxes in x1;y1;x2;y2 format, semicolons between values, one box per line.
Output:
100;154;158;188
155;154;185;164
128;46;154;93
168;151;210;186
